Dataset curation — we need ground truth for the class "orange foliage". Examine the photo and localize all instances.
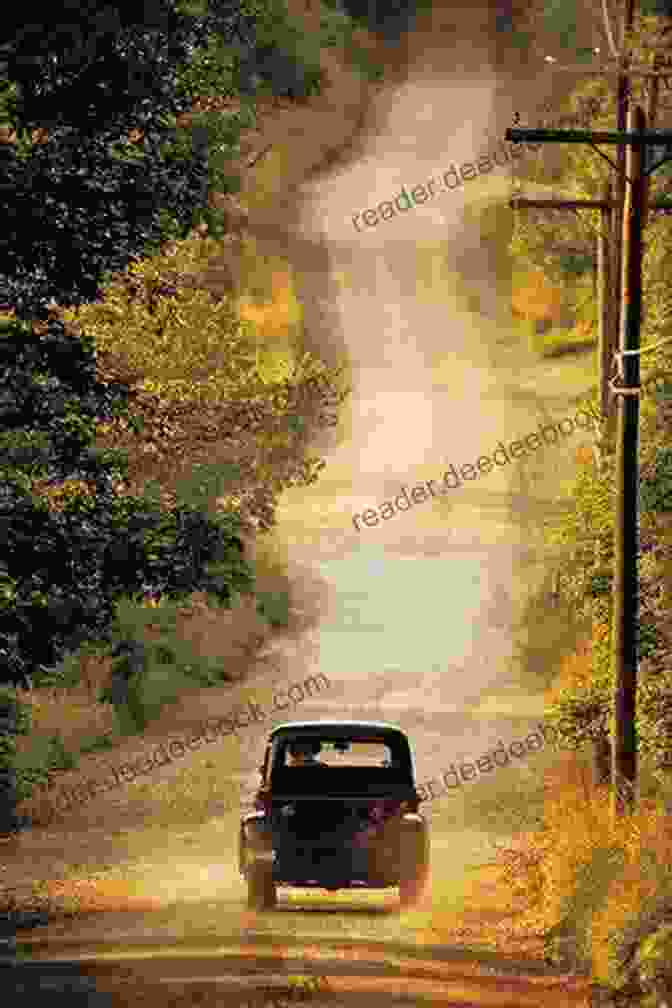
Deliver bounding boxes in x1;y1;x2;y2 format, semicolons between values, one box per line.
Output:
553;639;593;691
511;269;563;321
575;444;594;466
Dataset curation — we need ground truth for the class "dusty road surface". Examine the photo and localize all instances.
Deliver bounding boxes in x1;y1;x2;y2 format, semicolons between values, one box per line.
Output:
8;941;591;1007
4;2;602;1005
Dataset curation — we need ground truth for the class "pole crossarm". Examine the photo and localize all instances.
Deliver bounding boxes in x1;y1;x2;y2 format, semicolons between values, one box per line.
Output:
539;64;672;77
506;127;672;145
506;127;672;179
509;197;672;211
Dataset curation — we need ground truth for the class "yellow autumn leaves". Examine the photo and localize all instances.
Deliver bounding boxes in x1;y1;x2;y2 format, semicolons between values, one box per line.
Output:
50;230;347;531
58;235;304;405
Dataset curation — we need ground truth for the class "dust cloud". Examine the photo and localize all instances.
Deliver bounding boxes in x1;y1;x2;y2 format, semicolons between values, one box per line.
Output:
233;0;600;921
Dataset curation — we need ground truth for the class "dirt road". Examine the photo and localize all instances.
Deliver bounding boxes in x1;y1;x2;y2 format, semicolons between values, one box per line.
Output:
3;3;602;1004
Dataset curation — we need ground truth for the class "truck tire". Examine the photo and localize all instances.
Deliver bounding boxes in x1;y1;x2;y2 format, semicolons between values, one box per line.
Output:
398;862;429;907
398;827;429;908
247;866;277;910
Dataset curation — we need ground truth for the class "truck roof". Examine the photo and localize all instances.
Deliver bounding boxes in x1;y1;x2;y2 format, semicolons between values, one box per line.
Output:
269;720;407;737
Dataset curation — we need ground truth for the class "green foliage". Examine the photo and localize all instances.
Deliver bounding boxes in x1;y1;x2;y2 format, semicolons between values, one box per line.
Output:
653;381;672;404
316;4;383;80
512;565;591;692
545;621;672;770
558;252;594;276
0;686;31;736
529;324;596;359
46;734;78;772
603;876;672;998
174;32;241;98
546;674;611;752
256;588;290;627
105;595;236;722
215;0;325;100
546;844;627;970
1;0;350;317
0;3;222;320
172;462;242;514
334;0;425;40
0;687;31;800
541;0;580;51
511;27;672;769
635;922;672;1003
78;734;115;754
12;730;80;803
0;0;357;831
638;622;661;660
0;312;254;686
318;2;357;47
508;77;613;290
589;571;612;598
132;648;211;721
641;448;672;512
463;763;547;834
544;450;615;607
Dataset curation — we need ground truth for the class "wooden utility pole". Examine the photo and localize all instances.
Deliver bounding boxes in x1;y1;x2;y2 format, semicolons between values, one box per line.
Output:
505;111;672;821
611;103;644;819
643;53;663;228
613;0;636;390
529;0;672;463
599;180;615;445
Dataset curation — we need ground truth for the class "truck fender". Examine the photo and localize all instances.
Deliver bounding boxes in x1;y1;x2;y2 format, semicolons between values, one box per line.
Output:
239;812;273;875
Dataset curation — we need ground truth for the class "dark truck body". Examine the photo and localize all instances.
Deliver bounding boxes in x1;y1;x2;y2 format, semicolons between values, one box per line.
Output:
239;720;429;907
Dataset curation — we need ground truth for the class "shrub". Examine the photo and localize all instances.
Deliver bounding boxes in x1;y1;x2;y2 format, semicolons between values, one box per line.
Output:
13;731;79;804
256;589;290;627
640;447;672;513
57;234;349;533
78;734;115;754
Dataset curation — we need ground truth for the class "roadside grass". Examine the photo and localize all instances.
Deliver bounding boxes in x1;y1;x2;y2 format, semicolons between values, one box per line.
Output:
529;321;596;360
121;748;243;830
418;737;557;953
247;527;293;631
238;145;291;215
3;742;246;924
478;744;672;1001
419;643;672;997
511;574;592;695
12;589;270;824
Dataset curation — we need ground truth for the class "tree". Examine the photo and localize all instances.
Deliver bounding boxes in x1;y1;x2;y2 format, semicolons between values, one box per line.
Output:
0;1;250;321
55;237;348;533
0;0;355;682
0;2;268;685
0;309;255;687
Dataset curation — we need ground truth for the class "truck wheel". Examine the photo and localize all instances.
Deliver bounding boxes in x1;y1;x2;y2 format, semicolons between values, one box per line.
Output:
247;866;277;910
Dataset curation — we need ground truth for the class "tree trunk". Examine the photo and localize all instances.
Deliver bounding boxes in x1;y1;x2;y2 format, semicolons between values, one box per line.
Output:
593;734;612;789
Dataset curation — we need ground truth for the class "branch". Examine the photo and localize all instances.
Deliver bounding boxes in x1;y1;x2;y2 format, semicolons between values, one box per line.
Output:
601;0;619;59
